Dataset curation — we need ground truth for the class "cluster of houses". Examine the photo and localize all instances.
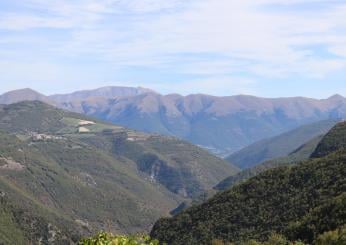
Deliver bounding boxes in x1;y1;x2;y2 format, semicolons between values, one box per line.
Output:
29;132;63;141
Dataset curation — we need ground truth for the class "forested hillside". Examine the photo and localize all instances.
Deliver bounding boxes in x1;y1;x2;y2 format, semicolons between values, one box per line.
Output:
151;122;346;244
215;134;324;191
0;101;237;244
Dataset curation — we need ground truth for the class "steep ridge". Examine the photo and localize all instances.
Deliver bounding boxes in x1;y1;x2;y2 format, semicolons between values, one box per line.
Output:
150;122;346;244
226;119;338;169
215;134;324;191
49;86;154;103
0;101;237;244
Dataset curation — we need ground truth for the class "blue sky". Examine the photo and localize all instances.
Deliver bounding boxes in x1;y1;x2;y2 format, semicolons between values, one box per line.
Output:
0;0;346;98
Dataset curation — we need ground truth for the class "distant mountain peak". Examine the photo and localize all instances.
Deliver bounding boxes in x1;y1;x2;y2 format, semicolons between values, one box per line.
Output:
327;94;345;100
0;88;50;105
4;88;41;95
49;86;156;103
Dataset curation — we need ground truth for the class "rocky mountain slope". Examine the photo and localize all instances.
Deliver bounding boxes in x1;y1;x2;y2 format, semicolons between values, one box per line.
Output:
49;86;153;103
0;101;237;244
150;122;346;244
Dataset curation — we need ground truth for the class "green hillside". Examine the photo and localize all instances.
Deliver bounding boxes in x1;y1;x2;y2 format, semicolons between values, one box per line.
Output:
311;121;346;158
0;101;237;244
215;134;324;191
150;122;346;244
226;120;337;169
168;135;324;215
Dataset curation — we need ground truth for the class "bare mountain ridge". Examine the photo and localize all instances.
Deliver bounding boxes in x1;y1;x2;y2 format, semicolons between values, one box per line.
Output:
68;92;346;115
0;88;54;105
0;87;345;155
2;88;345;116
57;92;346;155
50;86;154;103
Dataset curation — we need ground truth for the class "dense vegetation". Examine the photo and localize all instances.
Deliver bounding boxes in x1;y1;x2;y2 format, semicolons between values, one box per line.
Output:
150;122;346;244
218;121;346;192
0;101;237;244
209;226;346;244
0;193;79;244
311;121;346;158
79;232;159;245
79;225;346;245
170;133;321;216
226;120;336;169
215;135;323;191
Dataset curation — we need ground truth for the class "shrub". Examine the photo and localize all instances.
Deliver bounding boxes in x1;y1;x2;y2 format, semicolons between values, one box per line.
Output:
315;225;346;245
79;232;160;245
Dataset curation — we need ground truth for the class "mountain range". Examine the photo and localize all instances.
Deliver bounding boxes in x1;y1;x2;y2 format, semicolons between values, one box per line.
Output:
1;88;345;157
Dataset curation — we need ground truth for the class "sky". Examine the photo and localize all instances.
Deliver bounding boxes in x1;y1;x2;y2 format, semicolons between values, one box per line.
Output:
0;0;346;98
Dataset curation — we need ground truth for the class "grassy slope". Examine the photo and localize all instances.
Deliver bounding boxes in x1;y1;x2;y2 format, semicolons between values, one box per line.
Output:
0;101;237;244
226;120;337;169
0;200;26;245
151;122;346;244
0;176;80;245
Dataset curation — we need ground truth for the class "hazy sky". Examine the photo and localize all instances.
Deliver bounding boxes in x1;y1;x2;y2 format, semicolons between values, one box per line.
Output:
0;0;346;97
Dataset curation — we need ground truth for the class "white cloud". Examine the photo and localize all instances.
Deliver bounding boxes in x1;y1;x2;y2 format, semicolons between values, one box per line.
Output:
329;45;346;58
1;0;346;91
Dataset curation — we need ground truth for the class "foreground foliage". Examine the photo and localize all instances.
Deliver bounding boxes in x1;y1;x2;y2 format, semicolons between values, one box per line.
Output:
315;225;346;245
80;226;346;245
79;232;160;245
212;226;346;245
